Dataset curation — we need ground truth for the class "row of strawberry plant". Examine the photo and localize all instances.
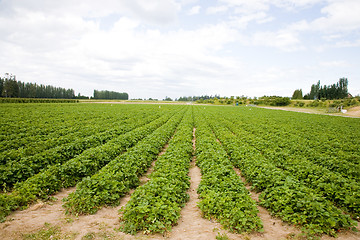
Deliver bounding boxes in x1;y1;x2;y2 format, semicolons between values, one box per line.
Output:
241;119;359;181
0;103;153;153
201;108;356;237
0;113;160;190
1;126;98;164
0;112;133;164
0;104;102;151
0;112;138;164
262;108;360;158
62;108;186;215
0;103;158;151
194;109;263;233
220;107;360;166
215;113;360;219
221;107;360;176
119;109;193;234
0;108;182;222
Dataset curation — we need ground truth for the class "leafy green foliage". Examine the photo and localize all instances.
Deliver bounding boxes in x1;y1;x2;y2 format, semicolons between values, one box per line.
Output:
213;107;360;218
292;89;303;99
93;89;128;100
200;106;358;237
0;74;76;99
0;107;181;220
194;109;263;233
119;110;193;234
63;109;185;215
1;103;359;238
0;113;158;190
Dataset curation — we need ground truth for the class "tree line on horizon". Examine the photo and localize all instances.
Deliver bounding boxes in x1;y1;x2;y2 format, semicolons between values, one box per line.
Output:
0;74;76;99
292;78;349;100
176;95;222;102
92;90;128;100
0;74;129;100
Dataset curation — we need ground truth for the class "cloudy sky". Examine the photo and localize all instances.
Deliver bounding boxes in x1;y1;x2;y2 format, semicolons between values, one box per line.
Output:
0;0;359;99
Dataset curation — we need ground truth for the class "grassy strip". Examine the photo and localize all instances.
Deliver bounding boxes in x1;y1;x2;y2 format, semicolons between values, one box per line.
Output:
205;113;356;237
194;109;263;233
0;110;179;221
62;109;186;215
119;109;193;234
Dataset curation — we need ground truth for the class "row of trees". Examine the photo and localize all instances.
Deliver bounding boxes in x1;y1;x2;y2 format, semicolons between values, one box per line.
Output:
292;89;303;99
305;78;348;100
0;74;76;99
93;90;128;100
252;96;291;106
1;74;129;100
176;95;250;105
293;78;349;100
176;95;222;102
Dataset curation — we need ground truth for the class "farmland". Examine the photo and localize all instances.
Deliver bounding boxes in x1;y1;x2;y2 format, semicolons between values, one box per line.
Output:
0;103;359;240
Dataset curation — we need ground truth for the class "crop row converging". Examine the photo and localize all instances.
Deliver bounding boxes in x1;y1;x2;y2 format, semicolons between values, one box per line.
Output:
0;103;359;237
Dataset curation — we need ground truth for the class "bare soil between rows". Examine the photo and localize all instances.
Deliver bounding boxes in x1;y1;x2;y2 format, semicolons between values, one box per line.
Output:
1;128;359;240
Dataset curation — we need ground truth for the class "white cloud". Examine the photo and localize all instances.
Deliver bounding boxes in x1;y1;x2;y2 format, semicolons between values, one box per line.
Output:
320;60;348;67
206;5;228;14
312;0;360;33
0;0;241;98
283;0;360;34
179;0;199;6
228;12;273;29
0;0;359;98
0;0;180;25
187;5;201;15
220;0;270;14
251;30;304;51
220;0;324;12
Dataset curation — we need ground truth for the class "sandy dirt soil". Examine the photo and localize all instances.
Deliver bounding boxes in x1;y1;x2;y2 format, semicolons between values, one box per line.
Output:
1;129;359;240
232;168;302;240
345;106;360;117
258;106;360;118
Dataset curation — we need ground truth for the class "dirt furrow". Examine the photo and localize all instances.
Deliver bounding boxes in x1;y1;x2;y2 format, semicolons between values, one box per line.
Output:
0;187;76;239
169;157;224;239
233;167;360;240
2;126;358;240
0;140;172;240
233;167;301;239
169;128;235;239
66;141;172;240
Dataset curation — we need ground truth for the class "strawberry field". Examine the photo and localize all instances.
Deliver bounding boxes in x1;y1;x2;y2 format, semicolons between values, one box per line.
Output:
0;103;359;239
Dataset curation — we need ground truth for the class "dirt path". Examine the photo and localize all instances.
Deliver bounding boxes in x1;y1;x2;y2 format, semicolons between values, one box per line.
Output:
233;167;360;240
60;150;164;240
346;106;360;117
168;128;227;239
233;168;301;239
168;155;221;239
1;128;359;240
0;140;171;240
258;106;360;118
0;187;76;239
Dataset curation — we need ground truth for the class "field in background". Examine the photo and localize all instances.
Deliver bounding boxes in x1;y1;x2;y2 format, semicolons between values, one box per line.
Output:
1;103;359;240
79;98;360;118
